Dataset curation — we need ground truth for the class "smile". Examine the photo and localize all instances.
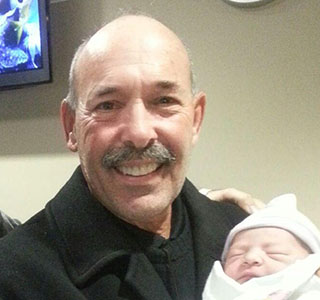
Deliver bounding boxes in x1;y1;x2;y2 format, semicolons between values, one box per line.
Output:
116;162;160;176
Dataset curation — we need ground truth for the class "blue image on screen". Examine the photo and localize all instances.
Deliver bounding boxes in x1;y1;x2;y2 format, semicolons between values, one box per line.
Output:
0;0;42;74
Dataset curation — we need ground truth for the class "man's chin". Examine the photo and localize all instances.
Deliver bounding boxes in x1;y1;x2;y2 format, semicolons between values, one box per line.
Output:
107;194;173;227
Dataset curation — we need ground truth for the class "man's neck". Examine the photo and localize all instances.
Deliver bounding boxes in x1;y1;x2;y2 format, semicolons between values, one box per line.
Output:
133;207;172;239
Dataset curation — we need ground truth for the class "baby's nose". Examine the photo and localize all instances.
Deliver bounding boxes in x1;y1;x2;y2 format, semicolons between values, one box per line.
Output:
243;248;264;266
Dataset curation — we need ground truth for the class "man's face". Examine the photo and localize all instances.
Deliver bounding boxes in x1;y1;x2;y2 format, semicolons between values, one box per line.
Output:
62;26;205;230
224;227;310;283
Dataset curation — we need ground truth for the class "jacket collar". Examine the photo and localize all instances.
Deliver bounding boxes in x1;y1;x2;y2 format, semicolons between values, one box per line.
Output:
181;179;235;298
46;166;240;298
46;167;141;285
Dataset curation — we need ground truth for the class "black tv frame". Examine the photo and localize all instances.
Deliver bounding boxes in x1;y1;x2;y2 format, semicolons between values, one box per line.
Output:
0;0;52;91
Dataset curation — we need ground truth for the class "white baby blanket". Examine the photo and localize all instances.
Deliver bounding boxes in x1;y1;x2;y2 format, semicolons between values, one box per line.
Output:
202;254;320;300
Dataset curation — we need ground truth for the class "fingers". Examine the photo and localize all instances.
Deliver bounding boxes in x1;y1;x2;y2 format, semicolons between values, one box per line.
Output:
202;188;265;214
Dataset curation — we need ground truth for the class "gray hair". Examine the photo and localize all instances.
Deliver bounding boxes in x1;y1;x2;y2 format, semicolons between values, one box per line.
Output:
64;39;89;111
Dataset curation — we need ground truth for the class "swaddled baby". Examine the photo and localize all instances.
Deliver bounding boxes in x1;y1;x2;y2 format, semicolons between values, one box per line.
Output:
202;194;320;300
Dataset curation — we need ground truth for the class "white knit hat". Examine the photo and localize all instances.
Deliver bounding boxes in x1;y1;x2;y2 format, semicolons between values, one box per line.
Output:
221;193;320;262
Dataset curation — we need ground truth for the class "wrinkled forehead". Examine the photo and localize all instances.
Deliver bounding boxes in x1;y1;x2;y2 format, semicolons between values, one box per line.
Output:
85;42;189;71
75;28;192;96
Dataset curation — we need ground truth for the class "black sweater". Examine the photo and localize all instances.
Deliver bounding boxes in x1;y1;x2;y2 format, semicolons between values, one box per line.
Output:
0;167;247;299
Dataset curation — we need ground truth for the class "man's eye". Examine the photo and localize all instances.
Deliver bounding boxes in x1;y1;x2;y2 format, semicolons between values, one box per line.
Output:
96;102;115;110
157;97;173;105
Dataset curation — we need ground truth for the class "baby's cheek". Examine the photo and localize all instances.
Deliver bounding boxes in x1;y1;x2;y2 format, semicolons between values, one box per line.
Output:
267;261;288;274
224;262;238;280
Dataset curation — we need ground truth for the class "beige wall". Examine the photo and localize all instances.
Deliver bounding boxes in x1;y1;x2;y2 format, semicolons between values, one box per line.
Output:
0;0;319;226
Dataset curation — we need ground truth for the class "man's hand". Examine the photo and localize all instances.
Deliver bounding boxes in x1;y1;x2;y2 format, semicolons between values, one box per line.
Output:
200;188;265;214
316;268;320;277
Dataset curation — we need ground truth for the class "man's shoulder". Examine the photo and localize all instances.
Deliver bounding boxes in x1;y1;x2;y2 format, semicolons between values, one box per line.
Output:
0;207;63;267
0;209;49;255
182;178;248;224
0;209;66;292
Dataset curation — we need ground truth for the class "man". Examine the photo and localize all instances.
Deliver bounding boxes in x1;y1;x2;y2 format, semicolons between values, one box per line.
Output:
0;15;247;299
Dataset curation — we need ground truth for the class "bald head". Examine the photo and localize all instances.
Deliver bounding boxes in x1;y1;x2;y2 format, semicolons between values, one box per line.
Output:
65;15;195;109
89;15;187;52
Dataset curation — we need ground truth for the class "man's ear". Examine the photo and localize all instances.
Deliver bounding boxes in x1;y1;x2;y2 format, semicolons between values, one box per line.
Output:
60;99;78;152
191;91;206;146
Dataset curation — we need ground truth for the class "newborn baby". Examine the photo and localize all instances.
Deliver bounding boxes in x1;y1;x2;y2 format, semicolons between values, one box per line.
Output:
224;226;310;284
202;194;320;300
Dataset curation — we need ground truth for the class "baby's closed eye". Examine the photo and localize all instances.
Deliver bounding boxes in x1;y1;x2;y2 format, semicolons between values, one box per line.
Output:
267;252;288;260
226;250;244;260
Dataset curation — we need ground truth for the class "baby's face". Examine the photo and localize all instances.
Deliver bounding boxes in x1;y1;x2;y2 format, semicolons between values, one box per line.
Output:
224;227;310;283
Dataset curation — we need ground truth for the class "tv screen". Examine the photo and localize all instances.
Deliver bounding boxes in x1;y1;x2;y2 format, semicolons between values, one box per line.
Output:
0;0;51;90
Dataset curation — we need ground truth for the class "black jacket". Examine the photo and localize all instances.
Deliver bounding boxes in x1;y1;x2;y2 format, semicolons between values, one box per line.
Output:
0;167;247;299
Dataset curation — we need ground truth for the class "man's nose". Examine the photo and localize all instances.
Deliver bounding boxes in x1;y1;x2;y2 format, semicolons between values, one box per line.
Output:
243;249;264;266
119;101;158;149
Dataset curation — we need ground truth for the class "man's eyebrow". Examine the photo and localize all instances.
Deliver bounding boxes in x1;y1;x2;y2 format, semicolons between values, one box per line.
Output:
154;80;179;91
94;86;118;97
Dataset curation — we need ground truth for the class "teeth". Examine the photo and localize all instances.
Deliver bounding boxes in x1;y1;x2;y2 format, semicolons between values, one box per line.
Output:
117;163;159;176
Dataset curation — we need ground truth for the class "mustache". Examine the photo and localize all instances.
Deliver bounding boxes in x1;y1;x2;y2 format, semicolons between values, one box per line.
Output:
102;143;176;168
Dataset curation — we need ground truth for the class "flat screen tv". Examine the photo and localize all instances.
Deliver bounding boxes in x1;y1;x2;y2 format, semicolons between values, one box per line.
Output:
0;0;51;90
